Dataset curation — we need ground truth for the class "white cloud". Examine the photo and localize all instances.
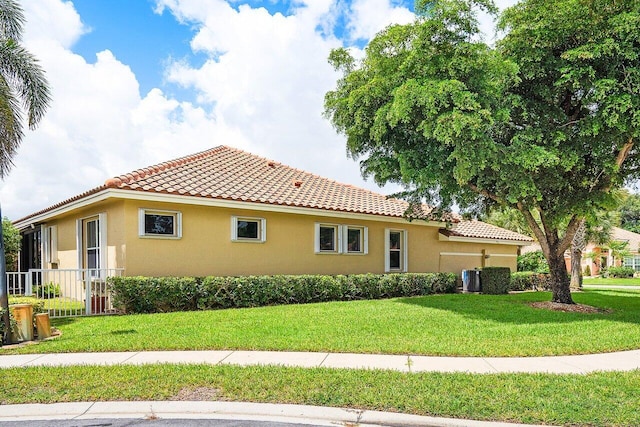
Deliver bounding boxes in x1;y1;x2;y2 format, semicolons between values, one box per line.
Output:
346;0;414;41
2;0;418;220
23;0;87;49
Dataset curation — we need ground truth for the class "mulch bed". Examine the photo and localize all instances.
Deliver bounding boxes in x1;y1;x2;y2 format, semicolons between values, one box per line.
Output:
529;301;611;314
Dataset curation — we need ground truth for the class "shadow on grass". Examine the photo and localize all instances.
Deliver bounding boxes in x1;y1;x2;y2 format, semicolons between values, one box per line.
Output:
396;289;640;325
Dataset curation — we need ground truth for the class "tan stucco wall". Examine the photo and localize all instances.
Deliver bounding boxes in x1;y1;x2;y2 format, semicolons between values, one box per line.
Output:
120;200;519;276
43;199;126;270
39;197;519;277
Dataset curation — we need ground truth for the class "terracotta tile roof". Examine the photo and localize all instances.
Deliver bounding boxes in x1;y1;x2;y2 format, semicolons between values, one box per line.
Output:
17;146;442;223
16;146;533;244
444;220;534;242
100;145;442;218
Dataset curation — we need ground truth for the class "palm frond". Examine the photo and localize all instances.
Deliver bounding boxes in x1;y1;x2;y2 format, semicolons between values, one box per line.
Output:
0;0;24;41
0;39;50;129
0;73;22;177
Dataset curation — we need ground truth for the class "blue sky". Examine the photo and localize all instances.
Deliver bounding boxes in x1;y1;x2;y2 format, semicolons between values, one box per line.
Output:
70;0;203;97
2;0;509;220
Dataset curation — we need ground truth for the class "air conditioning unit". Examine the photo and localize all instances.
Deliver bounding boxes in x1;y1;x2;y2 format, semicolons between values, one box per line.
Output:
461;269;481;292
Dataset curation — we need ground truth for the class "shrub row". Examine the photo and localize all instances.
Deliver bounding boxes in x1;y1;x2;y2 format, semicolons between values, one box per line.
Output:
604;266;634;278
108;273;457;314
510;272;552;291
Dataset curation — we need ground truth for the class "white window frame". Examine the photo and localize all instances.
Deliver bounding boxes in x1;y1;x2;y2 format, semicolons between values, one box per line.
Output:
385;228;408;272
76;213;107;278
343;225;368;255
138;208;182;239
43;225;58;265
231;216;266;242
315;223;341;254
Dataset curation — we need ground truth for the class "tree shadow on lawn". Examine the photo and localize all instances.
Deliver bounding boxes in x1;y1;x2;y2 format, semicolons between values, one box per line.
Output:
395;290;640;326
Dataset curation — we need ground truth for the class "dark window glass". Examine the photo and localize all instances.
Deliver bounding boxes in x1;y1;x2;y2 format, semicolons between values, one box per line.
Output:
237;220;259;239
319;226;335;251
145;214;175;235
389;231;401;249
347;228;361;252
86;220;99;247
87;248;99;269
389;251;400;269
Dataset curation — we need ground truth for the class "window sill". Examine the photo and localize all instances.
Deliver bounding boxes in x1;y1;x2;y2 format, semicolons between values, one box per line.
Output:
139;234;182;240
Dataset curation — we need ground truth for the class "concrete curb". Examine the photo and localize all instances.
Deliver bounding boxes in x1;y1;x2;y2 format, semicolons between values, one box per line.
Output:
0;401;550;427
2;349;640;374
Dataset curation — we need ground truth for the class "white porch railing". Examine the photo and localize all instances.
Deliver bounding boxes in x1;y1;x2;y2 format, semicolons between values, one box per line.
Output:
6;268;124;318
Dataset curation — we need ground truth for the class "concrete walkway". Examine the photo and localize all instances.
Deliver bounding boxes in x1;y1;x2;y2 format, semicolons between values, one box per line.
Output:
1;349;639;374
0;401;551;427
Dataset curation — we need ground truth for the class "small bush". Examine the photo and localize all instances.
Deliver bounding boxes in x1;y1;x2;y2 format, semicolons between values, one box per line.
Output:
510;272;552;291
584;265;591;277
517;251;549;273
33;282;61;299
481;267;511;294
110;273;457;315
606;266;634;278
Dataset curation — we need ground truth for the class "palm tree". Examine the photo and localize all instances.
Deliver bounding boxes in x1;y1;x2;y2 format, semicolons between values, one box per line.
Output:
0;0;50;344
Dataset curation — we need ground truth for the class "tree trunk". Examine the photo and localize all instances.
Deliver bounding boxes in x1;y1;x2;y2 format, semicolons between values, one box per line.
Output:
570;248;583;291
548;253;574;304
570;219;586;291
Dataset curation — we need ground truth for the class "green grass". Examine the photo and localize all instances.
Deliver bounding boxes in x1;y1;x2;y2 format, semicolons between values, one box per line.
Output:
1;364;638;427
583;277;640;286
2;290;639;356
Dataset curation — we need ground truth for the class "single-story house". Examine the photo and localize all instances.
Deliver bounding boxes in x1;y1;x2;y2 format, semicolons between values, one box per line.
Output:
13;146;532;279
577;227;640;275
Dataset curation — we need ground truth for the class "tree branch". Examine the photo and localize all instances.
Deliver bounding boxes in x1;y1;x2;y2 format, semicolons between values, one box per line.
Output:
615;137;634;168
557;214;582;256
517;202;548;255
468;183;502;203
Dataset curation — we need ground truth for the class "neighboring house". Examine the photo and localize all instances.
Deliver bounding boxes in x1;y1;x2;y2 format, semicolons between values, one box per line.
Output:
577;227;640;275
13;146;532;279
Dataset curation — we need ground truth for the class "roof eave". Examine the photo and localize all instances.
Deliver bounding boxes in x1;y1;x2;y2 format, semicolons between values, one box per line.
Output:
14;188;450;229
439;231;533;246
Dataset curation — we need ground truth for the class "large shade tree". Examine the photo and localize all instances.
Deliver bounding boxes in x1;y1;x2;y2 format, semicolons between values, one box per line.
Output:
0;0;50;344
324;0;640;304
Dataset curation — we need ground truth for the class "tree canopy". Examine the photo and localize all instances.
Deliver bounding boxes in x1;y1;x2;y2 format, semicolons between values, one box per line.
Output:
324;0;640;303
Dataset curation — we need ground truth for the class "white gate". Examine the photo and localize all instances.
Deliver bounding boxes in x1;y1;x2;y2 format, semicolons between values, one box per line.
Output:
6;268;124;318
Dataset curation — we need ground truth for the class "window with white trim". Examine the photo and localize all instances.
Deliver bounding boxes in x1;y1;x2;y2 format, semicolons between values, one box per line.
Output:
76;213;107;279
231;216;266;242
139;209;182;238
385;229;407;272
43;225;58;265
344;225;368;254
315;223;340;253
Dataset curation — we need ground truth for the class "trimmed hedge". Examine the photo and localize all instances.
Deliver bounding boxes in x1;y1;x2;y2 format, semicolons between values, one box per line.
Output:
480;267;511;294
510;272;552;291
605;266;634;278
109;273;457;314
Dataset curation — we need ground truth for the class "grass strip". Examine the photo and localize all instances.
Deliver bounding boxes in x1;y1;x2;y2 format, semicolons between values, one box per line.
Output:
3;290;639;357
0;364;638;427
583;277;640;286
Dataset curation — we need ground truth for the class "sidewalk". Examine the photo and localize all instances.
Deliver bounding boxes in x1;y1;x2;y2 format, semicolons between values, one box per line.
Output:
0;401;551;427
1;348;639;373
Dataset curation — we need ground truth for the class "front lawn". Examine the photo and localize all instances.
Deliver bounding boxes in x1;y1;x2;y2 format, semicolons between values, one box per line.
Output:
583;277;640;286
1;364;638;427
2;290;639;356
